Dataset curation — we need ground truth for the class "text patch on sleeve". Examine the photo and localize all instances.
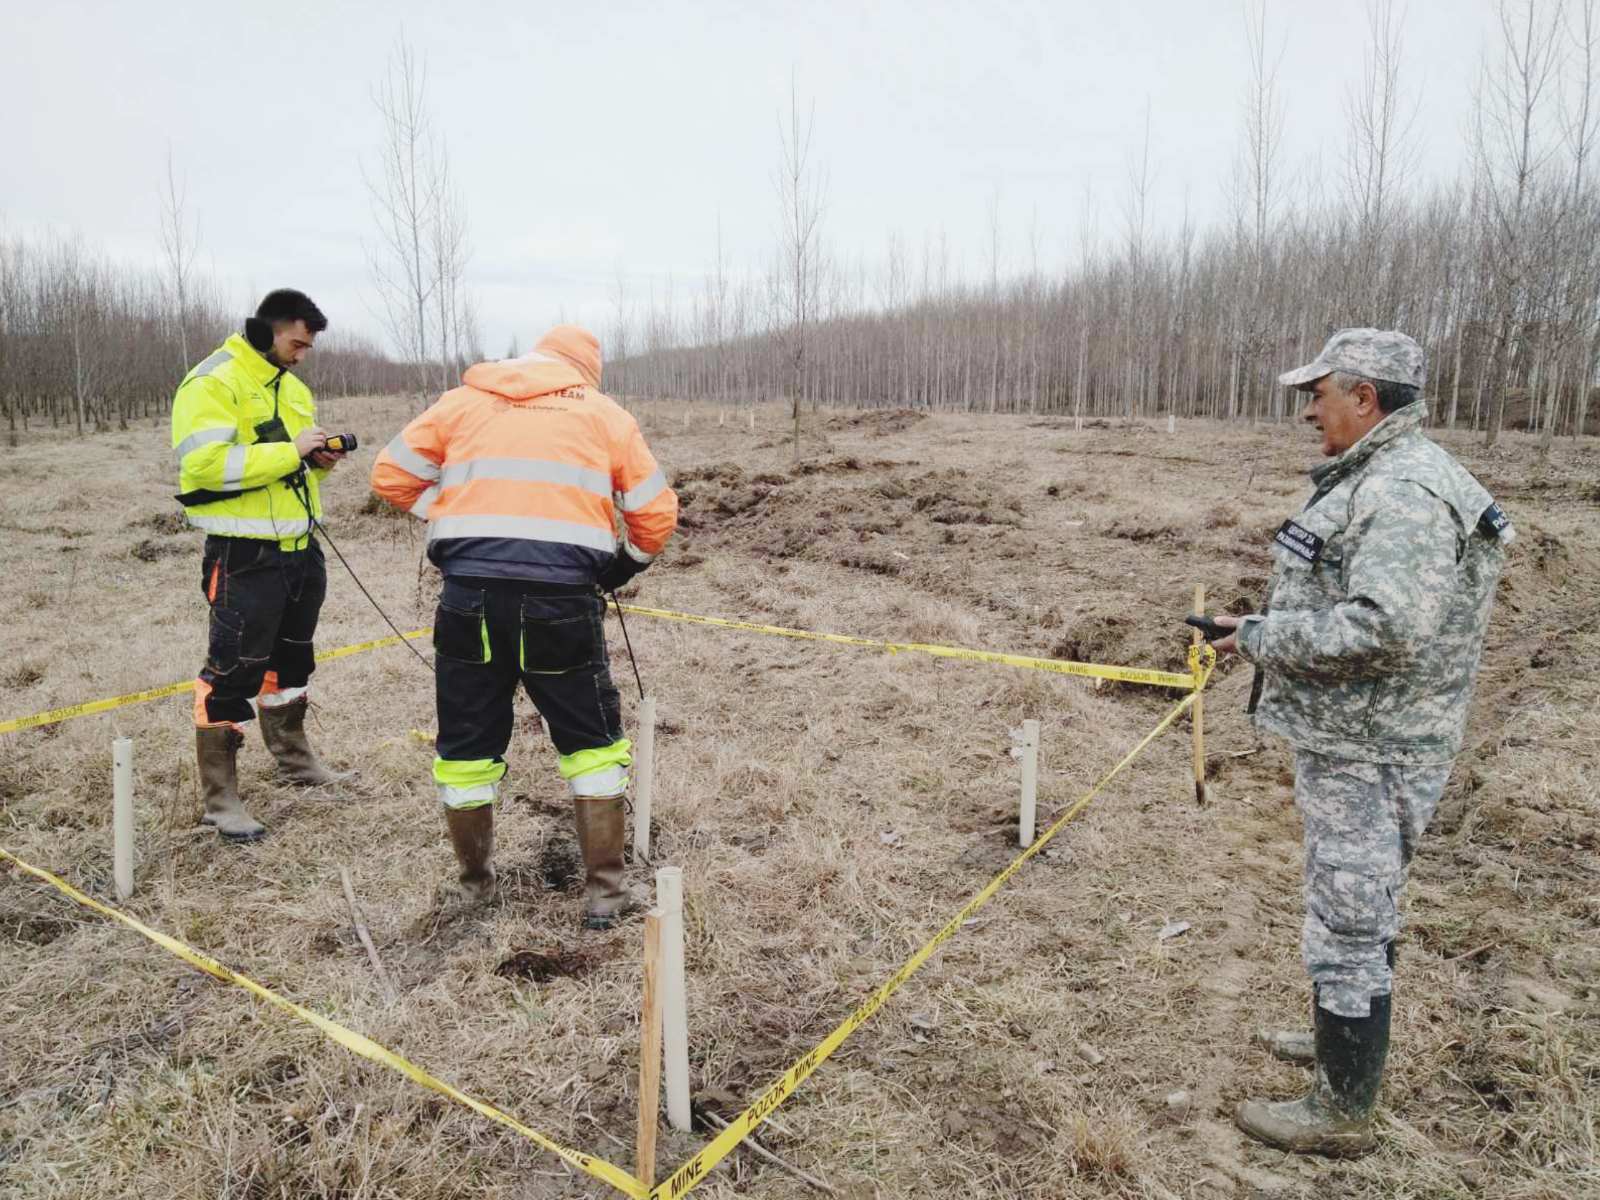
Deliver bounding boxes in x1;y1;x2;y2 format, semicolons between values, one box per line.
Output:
1478;500;1514;541
1274;520;1326;563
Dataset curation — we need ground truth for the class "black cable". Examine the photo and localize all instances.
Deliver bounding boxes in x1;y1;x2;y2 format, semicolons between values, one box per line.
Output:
289;467;435;674
608;590;646;701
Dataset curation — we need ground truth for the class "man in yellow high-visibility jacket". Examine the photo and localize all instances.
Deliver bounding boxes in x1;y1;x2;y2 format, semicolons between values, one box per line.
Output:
171;289;351;841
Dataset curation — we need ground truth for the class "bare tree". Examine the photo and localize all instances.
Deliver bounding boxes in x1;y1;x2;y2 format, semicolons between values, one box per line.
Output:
158;148;200;373
1344;0;1418;314
429;150;472;389
1475;0;1566;447
776;72;826;453
367;35;441;398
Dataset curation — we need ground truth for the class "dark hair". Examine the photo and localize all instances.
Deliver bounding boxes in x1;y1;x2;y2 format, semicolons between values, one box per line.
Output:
254;288;328;333
1373;378;1419;414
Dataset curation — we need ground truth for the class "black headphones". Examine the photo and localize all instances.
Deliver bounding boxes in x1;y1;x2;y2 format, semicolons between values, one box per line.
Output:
244;316;274;353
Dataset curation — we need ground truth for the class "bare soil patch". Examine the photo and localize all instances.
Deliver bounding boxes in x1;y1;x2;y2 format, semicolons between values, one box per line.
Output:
1;398;1596;1199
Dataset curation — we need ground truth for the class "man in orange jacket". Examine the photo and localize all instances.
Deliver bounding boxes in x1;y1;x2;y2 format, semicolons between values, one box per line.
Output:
370;326;677;928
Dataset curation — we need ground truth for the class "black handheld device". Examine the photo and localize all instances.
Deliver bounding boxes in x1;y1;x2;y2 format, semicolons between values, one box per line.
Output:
1184;614;1233;643
322;433;359;454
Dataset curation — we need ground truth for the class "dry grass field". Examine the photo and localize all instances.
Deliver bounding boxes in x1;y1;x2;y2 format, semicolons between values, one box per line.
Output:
1;396;1596;1200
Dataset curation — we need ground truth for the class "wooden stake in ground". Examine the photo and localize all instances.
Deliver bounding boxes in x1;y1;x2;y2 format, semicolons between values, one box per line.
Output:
1192;584;1208;806
339;866;399;1003
112;737;134;901
633;696;656;863
656;866;692;1131
637;910;664;1188
1017;719;1039;847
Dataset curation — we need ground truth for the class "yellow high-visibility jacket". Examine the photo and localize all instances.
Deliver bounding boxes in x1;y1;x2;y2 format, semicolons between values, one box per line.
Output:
170;333;326;549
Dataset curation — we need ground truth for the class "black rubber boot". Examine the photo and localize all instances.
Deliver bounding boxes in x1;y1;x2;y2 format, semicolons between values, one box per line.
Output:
1235;992;1391;1157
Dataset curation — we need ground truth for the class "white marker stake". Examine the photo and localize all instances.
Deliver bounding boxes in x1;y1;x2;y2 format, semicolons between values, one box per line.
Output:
748;409;756;432
1018;719;1039;847
1168;413;1176;434
112;737;134;900
633;696;656;863
656;866;692;1131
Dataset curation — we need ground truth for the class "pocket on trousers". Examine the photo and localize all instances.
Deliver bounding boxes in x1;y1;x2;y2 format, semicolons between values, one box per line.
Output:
519;595;599;674
206;606;245;675
433;587;489;664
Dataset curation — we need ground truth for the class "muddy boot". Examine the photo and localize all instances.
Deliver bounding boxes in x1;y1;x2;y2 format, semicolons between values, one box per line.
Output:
1255;1029;1315;1064
444;805;496;903
573;794;633;930
258;696;352;786
1236;993;1391;1157
197;725;266;843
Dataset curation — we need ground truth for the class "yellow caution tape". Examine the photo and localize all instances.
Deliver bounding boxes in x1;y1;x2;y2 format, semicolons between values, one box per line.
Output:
0;847;647;1199
1;606;1212;738
0;680;199;736
650;690;1199;1199
0;630;431;736
312;628;431;664
612;603;1200;691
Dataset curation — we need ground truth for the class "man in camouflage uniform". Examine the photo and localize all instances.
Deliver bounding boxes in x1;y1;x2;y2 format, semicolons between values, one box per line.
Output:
1212;329;1514;1156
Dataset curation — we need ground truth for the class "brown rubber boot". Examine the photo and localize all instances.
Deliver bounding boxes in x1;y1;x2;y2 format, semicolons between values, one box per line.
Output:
573;794;633;930
197;725;266;842
257;696;352;786
444;805;496;903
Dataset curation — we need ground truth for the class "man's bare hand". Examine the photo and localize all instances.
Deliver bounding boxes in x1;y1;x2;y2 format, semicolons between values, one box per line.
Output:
293;427;327;458
1211;613;1246;656
309;448;345;470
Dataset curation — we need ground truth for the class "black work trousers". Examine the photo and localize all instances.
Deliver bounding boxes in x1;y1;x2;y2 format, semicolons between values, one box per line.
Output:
197;536;327;726
433;577;623;770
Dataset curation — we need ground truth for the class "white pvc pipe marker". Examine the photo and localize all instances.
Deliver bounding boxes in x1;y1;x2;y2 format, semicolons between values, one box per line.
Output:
112;737;134;900
655;866;692;1132
1018;719;1040;847
633;696;656;863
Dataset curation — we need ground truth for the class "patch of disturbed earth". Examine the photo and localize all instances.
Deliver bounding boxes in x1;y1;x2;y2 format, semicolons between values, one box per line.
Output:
5;908;80;945
493;946;606;983
938;1097;1051;1164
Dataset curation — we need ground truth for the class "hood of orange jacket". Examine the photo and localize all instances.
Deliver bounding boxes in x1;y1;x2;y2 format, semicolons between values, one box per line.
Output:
459;325;603;400
461;349;586;401
535;325;602;389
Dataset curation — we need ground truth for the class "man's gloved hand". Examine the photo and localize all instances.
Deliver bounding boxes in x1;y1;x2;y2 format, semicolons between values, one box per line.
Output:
596;553;648;593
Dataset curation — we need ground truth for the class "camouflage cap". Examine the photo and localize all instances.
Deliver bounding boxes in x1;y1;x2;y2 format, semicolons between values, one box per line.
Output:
1278;328;1425;391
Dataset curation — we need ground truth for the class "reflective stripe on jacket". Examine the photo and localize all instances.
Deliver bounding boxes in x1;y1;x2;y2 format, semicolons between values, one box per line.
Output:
369;338;677;584
170;332;325;549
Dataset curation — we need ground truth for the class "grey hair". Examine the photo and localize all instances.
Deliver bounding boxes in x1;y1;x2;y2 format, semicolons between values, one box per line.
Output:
1329;371;1419;414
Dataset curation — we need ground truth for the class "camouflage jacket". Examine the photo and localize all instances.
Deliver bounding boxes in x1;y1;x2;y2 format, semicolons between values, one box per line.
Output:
1238;403;1514;764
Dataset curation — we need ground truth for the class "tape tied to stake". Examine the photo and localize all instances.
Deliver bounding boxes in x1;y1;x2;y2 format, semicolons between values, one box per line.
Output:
0;848;648;1199
650;690;1200;1199
2;645;1207;1197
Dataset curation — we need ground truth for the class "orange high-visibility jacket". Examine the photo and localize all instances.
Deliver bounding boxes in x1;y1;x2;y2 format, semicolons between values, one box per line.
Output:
369;326;677;584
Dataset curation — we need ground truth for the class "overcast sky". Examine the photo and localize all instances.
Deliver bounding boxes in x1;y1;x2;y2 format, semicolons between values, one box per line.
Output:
2;0;1509;358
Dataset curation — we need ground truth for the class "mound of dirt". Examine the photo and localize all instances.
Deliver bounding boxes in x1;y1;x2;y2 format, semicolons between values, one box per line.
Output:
824;407;927;434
